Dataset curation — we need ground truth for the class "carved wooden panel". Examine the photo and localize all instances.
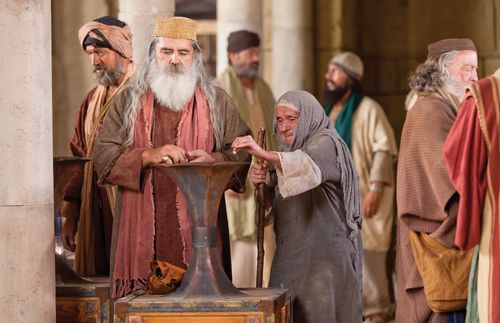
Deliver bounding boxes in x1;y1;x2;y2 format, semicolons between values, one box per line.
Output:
56;297;100;323
126;312;262;323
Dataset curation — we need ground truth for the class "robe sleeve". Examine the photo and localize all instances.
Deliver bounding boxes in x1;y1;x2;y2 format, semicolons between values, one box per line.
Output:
213;86;252;159
93;90;146;192
213;86;252;192
397;96;458;231
366;100;397;184
369;151;393;184
276;134;341;198
444;95;488;249
275;150;322;198
107;148;147;191
63;88;97;202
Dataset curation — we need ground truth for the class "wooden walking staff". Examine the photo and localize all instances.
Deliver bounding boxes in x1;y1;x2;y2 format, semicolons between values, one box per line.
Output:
255;127;267;288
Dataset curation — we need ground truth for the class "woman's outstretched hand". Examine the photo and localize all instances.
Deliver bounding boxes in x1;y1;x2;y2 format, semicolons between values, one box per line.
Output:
231;135;265;159
232;135;282;170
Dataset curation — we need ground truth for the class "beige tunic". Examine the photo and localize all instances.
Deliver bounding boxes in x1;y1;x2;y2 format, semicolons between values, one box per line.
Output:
332;96;397;251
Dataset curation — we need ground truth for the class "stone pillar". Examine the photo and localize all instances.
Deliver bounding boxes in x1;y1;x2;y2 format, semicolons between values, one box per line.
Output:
52;0;109;156
272;0;313;97
216;0;263;76
262;0;273;83
0;1;55;322
119;0;175;64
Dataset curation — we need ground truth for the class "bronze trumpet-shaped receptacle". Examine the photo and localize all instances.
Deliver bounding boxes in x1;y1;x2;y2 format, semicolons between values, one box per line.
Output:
154;162;248;298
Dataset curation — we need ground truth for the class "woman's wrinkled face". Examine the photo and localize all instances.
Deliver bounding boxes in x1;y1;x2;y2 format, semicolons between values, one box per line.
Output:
276;106;300;146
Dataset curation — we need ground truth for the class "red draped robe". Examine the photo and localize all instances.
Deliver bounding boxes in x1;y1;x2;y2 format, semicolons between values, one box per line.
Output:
93;85;251;299
444;75;500;323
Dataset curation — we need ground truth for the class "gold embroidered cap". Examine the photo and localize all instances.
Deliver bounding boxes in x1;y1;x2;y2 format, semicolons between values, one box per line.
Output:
153;16;198;41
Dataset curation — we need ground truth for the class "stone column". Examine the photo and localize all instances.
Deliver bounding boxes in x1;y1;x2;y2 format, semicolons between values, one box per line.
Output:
0;1;55;322
119;0;175;64
271;0;313;97
216;0;263;76
52;0;109;156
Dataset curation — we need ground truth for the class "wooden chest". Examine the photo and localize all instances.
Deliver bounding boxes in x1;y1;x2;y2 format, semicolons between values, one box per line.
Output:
56;277;111;323
114;288;290;323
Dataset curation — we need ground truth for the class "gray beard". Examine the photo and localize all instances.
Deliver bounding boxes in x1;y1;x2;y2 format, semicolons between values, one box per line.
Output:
444;76;467;101
148;63;199;112
94;63;124;87
234;65;258;79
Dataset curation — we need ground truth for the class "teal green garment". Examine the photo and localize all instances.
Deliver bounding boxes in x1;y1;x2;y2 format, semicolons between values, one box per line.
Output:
333;91;364;150
466;246;480;323
323;103;333;116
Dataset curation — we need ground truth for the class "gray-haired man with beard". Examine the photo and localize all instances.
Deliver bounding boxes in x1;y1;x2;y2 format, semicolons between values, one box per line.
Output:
396;38;478;322
61;16;134;277
218;30;277;289
92;16;251;299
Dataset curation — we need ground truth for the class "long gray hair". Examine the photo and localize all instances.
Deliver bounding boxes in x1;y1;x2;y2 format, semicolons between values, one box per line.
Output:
121;38;222;150
409;50;460;93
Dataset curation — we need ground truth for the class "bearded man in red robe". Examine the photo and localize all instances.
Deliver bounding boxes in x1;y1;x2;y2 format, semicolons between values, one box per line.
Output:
93;16;251;298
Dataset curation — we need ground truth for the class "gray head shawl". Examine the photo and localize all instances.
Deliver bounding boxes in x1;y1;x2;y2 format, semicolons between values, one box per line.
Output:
273;90;362;250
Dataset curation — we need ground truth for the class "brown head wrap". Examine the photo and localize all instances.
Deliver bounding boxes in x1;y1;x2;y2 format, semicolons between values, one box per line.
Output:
227;30;260;53
153;16;198;42
78;16;133;60
427;38;476;58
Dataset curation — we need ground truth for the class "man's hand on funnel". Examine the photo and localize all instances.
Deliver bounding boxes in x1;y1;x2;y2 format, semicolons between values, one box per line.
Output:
142;144;187;166
186;150;216;163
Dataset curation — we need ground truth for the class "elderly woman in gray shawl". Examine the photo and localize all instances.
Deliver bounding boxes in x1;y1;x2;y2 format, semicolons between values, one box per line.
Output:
232;90;362;322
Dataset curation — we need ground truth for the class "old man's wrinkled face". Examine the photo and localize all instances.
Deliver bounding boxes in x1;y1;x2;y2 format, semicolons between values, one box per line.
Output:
445;50;478;100
155;37;194;69
276;106;300;146
229;46;260;79
86;45;125;86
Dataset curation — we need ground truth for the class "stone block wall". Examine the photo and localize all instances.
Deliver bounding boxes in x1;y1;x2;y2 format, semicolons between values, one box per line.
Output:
51;0;500;151
312;0;500;144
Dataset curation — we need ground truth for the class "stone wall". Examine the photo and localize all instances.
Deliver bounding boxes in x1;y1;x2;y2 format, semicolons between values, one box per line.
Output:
52;0;500;151
52;0;114;156
312;0;500;143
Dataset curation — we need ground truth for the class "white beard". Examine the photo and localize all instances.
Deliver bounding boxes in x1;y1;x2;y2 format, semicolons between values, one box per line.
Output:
148;62;199;112
444;75;467;102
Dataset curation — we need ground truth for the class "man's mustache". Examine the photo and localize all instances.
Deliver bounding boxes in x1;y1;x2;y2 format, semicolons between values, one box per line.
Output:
326;80;336;87
93;63;107;72
163;63;187;75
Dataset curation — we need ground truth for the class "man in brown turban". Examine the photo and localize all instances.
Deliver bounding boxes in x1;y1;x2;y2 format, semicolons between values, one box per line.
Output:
217;30;276;288
92;16;251;298
396;38;478;322
61;16;134;277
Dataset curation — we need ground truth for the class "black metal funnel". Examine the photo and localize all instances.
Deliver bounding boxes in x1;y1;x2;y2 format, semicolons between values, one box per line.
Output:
153;162;248;298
